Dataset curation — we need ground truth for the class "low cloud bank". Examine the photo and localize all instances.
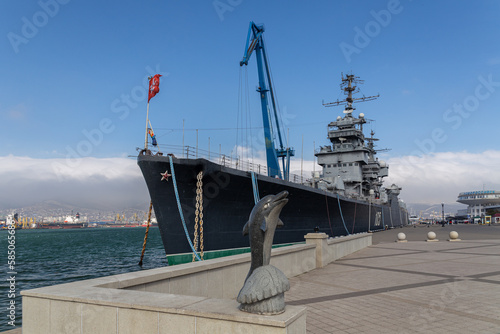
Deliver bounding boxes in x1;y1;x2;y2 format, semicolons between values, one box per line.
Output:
1;150;498;210
0;155;148;210
386;150;500;204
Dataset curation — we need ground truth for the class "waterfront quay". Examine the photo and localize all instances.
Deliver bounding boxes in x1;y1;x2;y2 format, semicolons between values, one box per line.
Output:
286;224;500;333
6;225;500;333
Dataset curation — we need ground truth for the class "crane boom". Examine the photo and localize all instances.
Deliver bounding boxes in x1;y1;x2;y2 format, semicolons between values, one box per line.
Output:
240;21;294;180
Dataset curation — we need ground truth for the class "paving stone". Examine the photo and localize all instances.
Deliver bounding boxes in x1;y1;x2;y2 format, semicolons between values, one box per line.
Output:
286;228;500;333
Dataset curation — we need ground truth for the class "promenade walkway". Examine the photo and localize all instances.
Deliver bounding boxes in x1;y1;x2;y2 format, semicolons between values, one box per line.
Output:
286;225;500;333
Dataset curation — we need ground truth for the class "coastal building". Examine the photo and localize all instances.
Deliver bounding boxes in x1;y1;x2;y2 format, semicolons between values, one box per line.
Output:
457;190;500;222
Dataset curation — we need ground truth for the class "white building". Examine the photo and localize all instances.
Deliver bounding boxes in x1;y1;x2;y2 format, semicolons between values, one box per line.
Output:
457;190;500;220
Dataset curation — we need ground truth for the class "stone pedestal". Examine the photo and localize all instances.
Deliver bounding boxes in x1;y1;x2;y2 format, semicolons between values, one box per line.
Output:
305;233;328;268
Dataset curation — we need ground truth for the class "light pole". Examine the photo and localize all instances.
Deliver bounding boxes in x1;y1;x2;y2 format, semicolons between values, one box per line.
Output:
441;202;445;224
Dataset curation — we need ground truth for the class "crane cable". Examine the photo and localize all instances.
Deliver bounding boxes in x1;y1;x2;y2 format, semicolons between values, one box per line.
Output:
236;68;242;158
262;35;286;147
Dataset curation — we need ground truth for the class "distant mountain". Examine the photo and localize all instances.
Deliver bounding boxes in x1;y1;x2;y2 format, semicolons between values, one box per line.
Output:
406;202;467;217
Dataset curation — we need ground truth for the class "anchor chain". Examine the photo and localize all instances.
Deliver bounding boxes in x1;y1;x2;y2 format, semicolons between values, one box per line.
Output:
199;181;204;260
192;171;204;261
138;201;153;266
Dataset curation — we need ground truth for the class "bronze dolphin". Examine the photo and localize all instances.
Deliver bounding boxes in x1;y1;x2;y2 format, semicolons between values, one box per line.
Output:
242;190;289;280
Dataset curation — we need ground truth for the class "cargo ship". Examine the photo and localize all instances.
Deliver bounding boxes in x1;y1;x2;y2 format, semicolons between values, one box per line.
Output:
137;22;408;257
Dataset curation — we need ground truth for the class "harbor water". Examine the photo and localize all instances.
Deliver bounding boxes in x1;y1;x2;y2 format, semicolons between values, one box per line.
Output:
0;227;168;332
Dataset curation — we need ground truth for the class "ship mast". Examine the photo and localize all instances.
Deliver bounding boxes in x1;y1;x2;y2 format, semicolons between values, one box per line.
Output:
323;74;379;113
314;73;388;200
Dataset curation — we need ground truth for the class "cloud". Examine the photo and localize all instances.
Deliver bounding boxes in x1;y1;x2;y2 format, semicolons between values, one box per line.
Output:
0;155;148;210
386;150;500;204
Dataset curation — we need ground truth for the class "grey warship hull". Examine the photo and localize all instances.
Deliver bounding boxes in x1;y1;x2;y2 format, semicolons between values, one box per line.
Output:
138;154;408;255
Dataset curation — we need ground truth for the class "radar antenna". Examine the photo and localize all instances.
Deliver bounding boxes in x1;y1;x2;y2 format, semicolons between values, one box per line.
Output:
366;130;391;153
323;73;379;114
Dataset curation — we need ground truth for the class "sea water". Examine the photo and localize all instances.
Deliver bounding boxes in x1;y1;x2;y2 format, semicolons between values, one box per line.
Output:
0;227;167;332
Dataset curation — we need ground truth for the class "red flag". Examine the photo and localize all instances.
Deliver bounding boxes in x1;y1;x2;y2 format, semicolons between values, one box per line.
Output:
148;74;162;102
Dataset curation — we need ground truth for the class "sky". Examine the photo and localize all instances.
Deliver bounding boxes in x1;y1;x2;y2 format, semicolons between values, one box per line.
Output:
1;0;500;211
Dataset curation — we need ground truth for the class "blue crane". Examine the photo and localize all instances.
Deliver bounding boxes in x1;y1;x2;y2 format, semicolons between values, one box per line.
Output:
240;21;295;180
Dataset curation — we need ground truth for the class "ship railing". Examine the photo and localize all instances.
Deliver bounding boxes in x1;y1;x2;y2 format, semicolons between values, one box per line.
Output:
155;144;309;185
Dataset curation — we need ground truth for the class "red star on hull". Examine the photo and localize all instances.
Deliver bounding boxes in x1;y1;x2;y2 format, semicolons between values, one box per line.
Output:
160;170;171;181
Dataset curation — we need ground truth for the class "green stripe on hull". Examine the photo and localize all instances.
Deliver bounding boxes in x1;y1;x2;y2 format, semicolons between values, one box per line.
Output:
166;242;303;266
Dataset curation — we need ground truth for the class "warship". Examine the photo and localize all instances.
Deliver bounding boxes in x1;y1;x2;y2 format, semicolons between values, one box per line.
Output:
137;22;408;257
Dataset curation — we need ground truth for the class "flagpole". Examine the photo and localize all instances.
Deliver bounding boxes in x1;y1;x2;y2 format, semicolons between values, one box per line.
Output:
144;101;150;151
144;74;161;152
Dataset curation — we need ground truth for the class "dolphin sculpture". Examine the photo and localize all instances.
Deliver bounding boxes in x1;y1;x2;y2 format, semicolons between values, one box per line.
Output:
237;190;290;315
242;190;288;280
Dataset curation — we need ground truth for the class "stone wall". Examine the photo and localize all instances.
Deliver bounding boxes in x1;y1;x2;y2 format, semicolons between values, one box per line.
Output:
22;233;371;334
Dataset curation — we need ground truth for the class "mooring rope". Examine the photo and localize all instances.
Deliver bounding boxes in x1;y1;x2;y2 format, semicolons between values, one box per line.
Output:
389;206;394;228
368;200;371;231
324;192;334;237
169;155;202;261
250;171;260;204
382;207;386;230
336;194;350;235
351;201;357;234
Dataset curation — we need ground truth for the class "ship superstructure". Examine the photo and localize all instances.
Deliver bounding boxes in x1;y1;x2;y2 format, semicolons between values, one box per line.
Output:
312;74;392;202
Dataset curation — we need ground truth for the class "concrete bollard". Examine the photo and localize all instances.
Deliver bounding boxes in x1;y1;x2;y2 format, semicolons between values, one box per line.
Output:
426;231;439;242
448;231;461;241
396;232;407;243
